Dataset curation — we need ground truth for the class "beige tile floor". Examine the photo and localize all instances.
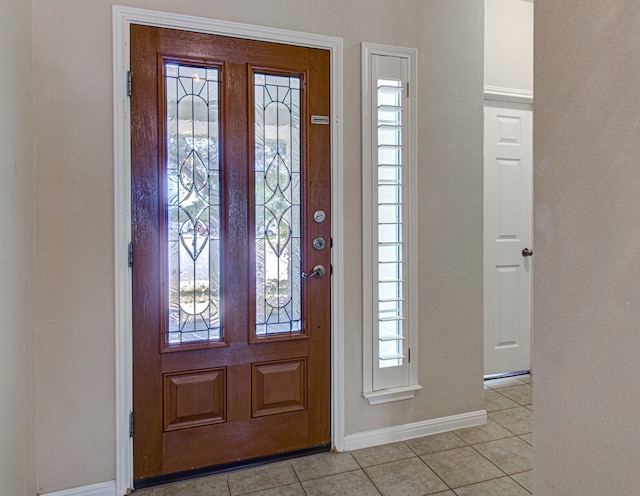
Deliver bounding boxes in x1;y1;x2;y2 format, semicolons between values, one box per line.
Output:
135;374;532;496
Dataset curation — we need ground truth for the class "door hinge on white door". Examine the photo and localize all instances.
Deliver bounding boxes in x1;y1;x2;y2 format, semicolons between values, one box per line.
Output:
406;82;409;98
128;242;133;268
127;70;132;97
408;348;411;363
129;411;134;438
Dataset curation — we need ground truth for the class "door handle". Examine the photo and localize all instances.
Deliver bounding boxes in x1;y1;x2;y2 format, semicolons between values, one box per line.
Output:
522;248;533;257
302;264;326;278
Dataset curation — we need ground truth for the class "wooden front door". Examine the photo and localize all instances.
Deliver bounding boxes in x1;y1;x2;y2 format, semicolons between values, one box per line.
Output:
130;25;331;482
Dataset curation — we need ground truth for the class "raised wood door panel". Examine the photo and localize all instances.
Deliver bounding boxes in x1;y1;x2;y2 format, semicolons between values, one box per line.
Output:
131;25;331;481
484;102;532;375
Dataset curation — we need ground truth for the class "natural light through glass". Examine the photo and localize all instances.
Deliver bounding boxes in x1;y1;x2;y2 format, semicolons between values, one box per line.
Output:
166;63;222;344
254;73;303;336
377;78;405;368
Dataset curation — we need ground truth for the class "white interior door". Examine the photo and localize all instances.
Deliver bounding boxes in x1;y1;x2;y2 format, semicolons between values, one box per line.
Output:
484;101;532;376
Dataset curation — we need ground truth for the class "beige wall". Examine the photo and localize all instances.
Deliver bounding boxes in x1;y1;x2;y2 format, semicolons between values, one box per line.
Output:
0;0;36;495
485;0;533;92
534;2;640;493
32;0;484;492
33;2;117;492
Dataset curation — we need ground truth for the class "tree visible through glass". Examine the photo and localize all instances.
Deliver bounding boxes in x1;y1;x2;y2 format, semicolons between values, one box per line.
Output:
254;73;302;336
166;63;221;344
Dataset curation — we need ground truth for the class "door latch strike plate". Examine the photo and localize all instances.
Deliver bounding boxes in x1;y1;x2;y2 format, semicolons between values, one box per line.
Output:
311;115;330;125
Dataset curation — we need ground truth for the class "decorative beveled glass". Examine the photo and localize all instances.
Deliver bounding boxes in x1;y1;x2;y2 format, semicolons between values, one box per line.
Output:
165;63;222;344
254;73;303;336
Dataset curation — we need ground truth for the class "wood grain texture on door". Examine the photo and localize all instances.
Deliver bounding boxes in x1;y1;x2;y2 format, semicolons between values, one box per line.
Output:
131;25;331;481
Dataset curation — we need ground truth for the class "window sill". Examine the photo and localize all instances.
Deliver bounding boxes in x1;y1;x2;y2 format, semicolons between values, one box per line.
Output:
363;384;422;405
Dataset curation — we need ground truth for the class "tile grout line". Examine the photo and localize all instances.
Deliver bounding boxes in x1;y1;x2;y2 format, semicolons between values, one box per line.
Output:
392;440;458;494
348;452;384;495
467;443;510;482
353;441;455;495
406;448;455;495
359;469;384;496
488;410;532;438
448;473;518;494
298;469;309;496
406;428;520;494
467;439;533;494
418;456;456;495
454;412;532;493
510;469;534;495
291;460;311;496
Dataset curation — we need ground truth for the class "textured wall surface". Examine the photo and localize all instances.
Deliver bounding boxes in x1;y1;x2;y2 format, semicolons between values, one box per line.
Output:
485;0;533;92
32;0;484;492
0;0;36;495
534;2;640;494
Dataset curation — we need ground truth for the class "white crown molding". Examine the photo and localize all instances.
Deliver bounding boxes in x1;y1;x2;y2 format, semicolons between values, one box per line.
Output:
343;410;487;451
40;481;116;496
484;85;533;104
113;5;344;493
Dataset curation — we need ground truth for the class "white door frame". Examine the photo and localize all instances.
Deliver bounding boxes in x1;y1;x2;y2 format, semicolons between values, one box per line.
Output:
113;6;345;493
483;87;533;377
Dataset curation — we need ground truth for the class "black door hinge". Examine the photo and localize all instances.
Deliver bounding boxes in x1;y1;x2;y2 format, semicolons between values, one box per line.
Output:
128;242;133;268
127;71;132;97
129;411;134;438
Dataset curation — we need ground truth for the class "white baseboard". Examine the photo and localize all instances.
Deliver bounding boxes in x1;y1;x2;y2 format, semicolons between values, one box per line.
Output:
38;412;484;494
40;481;117;496
343;410;487;451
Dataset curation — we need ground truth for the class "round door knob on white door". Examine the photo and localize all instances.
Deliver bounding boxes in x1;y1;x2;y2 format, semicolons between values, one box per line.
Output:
522;248;533;257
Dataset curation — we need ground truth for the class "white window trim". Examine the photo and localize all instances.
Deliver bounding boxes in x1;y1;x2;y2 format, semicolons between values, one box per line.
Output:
362;42;420;405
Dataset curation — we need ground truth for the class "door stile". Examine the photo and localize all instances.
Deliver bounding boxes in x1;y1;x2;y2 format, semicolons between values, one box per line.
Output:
131;25;163;478
224;60;251;348
303;52;331;443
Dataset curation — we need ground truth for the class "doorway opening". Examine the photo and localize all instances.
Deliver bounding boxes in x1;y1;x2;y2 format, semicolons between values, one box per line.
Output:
113;8;345;494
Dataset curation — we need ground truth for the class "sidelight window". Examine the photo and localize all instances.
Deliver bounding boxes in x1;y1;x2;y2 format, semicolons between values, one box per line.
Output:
362;43;421;404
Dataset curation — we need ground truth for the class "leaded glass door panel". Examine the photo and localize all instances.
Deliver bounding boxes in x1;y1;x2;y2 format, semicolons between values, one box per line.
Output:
131;25;331;483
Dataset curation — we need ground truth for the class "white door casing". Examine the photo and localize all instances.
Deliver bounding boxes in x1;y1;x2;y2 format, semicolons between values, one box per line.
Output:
484;101;532;376
113;6;344;494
